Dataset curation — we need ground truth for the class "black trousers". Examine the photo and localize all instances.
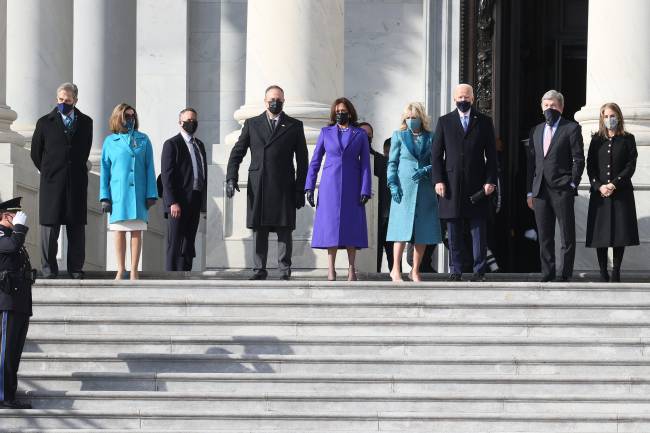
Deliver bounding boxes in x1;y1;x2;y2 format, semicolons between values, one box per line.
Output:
533;182;576;279
253;227;292;274
40;224;85;276
166;191;202;271
0;311;29;402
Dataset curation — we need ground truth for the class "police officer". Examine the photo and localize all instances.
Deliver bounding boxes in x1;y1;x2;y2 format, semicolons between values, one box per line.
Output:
0;197;33;409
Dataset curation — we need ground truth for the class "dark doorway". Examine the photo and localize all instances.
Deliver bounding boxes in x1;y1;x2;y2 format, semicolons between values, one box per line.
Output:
461;0;588;272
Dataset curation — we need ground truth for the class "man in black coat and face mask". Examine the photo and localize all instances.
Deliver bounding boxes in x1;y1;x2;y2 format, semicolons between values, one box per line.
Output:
526;89;585;282
226;85;309;280
160;108;208;271
30;83;93;279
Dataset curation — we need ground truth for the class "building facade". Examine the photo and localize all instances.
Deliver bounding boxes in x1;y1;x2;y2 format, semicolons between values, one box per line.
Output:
0;0;647;273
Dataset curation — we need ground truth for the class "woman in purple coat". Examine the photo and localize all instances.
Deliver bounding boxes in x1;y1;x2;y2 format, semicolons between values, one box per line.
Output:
305;98;372;281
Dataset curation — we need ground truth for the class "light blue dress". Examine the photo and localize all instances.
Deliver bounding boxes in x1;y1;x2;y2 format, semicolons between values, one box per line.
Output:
99;130;157;224
386;130;442;244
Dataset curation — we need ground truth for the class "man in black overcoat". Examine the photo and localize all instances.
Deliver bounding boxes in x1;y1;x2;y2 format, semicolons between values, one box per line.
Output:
526;89;584;282
226;85;308;280
30;83;93;279
432;84;497;281
0;197;34;409
161;108;208;271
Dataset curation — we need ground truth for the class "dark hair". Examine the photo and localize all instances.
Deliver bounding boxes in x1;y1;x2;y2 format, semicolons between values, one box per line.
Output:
357;122;373;134
179;107;198;119
329;97;358;126
265;85;284;97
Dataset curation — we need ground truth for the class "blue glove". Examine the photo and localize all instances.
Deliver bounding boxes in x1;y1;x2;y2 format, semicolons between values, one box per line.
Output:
411;166;431;182
389;184;402;204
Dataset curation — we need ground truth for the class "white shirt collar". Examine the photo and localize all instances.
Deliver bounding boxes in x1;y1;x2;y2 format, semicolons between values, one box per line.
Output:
457;108;471;118
180;129;194;143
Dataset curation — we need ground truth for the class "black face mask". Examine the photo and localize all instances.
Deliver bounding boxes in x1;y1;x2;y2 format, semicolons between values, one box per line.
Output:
456;100;472;113
367;136;373;145
268;99;283;115
544;108;561;125
181;120;198;135
336;112;350;125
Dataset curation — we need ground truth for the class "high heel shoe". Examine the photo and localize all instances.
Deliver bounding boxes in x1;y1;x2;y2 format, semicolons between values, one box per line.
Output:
347;266;357;281
611;268;621;283
328;271;337;281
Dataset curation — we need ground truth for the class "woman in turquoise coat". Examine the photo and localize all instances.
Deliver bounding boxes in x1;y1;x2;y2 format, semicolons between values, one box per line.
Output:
99;103;157;280
386;102;442;282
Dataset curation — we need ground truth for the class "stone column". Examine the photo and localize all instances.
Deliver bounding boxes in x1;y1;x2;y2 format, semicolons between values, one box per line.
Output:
0;0;21;146
227;0;344;143
208;0;361;272
574;0;650;270
73;0;137;169
6;0;73;140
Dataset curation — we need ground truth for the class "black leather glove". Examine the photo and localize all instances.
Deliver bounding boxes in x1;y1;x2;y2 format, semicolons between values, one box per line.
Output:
101;200;112;214
226;179;239;198
360;194;370;205
295;190;305;209
146;198;156;209
305;190;315;207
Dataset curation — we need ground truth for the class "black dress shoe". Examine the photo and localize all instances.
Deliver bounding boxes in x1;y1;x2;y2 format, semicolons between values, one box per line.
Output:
470;273;485;282
539;275;555;282
249;271;268;280
43;273;58;279
0;400;32;409
69;271;85;279
611;268;621;283
280;272;291;281
556;276;570;282
448;273;462;281
599;269;610;282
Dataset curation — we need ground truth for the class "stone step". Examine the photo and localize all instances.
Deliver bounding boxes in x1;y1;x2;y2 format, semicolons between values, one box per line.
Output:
0;409;648;431
21;390;650;413
32;280;650;304
26;315;650;338
23;335;650;358
18;372;650;394
31;297;650;320
18;352;650;376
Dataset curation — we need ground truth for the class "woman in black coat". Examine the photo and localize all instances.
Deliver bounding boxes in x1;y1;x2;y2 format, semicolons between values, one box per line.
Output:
585;102;639;282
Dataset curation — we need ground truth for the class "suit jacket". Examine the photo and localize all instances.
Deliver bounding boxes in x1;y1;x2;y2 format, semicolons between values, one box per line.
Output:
0;224;33;315
527;118;585;197
226;112;308;230
31;107;93;225
161;133;208;215
431;108;497;219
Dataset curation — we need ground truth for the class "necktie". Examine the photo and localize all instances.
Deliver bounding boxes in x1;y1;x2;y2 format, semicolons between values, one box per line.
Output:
192;138;205;190
543;126;553;156
64;115;73;131
271;118;277;131
462;116;468;132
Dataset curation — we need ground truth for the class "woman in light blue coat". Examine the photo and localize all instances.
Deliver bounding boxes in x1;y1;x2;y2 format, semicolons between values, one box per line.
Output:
386;102;442;282
99;103;157;280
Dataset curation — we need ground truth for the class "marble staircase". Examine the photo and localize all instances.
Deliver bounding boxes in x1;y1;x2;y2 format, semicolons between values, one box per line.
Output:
4;278;650;432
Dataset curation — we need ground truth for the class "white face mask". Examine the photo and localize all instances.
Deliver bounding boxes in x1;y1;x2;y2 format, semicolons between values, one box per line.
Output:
604;117;618;130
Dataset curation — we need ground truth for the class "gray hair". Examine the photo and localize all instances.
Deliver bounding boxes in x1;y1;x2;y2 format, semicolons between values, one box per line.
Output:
56;82;78;99
541;89;564;108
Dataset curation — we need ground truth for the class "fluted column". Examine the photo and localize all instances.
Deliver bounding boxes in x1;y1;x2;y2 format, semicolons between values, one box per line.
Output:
226;0;344;144
73;0;137;169
574;0;650;269
6;0;73;140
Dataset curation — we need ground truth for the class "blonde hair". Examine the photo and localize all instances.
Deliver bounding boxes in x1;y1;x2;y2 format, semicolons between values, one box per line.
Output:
399;102;431;132
597;102;626;138
109;103;139;134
